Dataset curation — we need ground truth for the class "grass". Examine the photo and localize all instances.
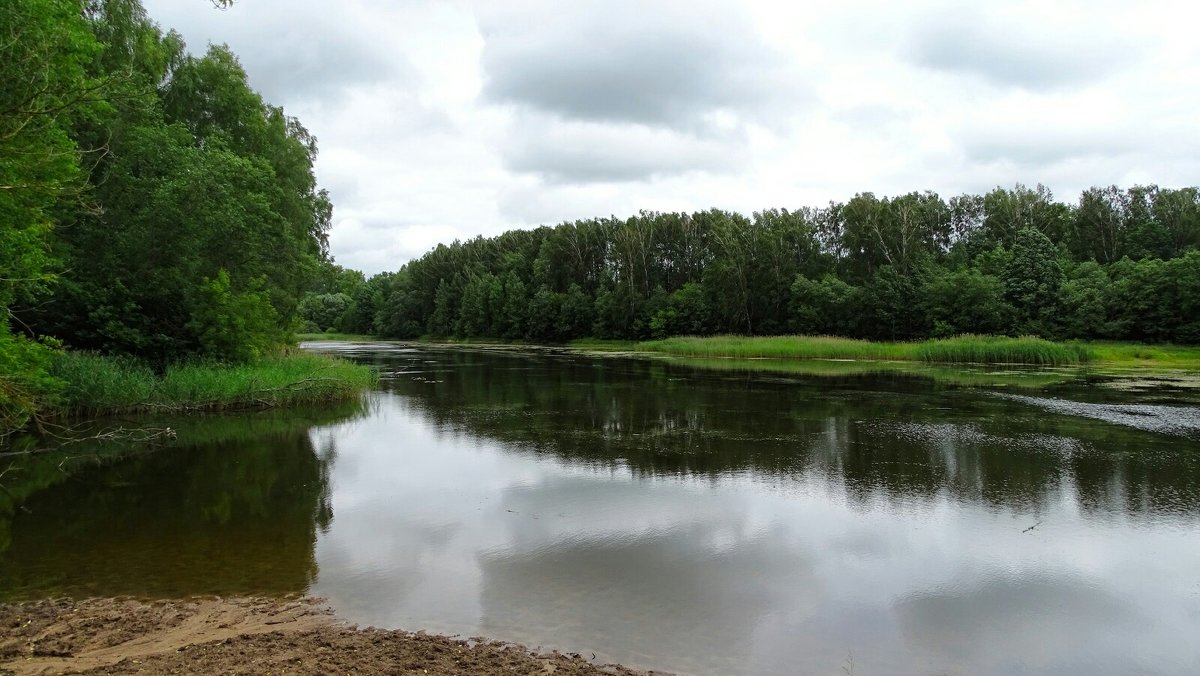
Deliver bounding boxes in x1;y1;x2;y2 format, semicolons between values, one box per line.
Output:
295;332;376;342
1082;341;1200;366
639;335;913;361
915;336;1093;366
632;335;1097;366
49;351;377;416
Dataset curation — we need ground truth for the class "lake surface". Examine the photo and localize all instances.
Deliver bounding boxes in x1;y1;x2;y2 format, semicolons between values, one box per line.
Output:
3;343;1200;675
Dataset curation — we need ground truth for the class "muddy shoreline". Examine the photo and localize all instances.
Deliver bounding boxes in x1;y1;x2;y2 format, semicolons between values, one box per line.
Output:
0;597;662;675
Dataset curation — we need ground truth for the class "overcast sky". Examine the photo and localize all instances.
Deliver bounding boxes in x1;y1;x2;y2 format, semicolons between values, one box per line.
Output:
142;0;1200;275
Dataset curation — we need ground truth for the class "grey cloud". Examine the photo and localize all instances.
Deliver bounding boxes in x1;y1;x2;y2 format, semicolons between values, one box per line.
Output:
960;128;1137;166
236;34;408;107
501;118;747;184
478;0;803;130
907;8;1137;90
145;0;409;107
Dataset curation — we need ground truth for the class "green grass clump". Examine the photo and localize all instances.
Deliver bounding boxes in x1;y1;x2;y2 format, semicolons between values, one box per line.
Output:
635;334;1095;366
639;335;914;361
50;351;377;416
1082;341;1200;366
915;335;1093;366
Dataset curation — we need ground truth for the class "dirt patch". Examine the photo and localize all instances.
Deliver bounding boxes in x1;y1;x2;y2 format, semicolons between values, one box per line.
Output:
0;598;660;675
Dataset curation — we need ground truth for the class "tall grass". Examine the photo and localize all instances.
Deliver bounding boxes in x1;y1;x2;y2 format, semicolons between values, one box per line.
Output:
50;351;377;416
915;335;1093;366
637;334;1095;366
640;335;913;361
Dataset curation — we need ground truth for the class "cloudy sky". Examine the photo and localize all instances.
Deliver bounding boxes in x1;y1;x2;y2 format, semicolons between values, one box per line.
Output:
142;0;1200;275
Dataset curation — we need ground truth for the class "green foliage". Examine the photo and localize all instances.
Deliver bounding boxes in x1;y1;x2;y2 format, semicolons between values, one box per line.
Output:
915;335;1092;366
0;0;96;309
187;270;285;362
18;11;332;366
0;0;100;434
298;292;353;331
640;335;913;361
1055;262;1113;339
0;326;65;433
1107;251;1200;343
788;274;861;336
1003;227;1063;333
650;282;711;338
920;268;1013;337
50;351;375;415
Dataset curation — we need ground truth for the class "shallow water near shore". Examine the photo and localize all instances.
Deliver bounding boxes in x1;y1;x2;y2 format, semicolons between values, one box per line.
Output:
3;343;1200;675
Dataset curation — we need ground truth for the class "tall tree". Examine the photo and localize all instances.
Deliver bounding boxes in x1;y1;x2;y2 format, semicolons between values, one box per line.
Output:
1003;227;1063;333
1;0;99;429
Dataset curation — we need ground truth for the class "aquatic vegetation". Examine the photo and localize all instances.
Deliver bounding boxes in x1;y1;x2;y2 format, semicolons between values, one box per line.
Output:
915;335;1093;366
49;352;376;416
635;334;1094;366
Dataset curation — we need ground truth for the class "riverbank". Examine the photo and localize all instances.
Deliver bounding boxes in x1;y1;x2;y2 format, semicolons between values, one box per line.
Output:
0;597;655;675
47;351;376;417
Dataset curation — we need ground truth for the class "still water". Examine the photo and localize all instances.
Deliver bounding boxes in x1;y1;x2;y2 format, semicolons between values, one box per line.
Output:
3;344;1200;675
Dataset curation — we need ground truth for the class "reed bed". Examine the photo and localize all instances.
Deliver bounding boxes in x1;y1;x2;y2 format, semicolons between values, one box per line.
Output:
915;335;1093;366
50;352;376;416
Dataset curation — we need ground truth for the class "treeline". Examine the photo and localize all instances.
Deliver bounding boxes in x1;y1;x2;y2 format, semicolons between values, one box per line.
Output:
2;0;332;429
321;184;1199;345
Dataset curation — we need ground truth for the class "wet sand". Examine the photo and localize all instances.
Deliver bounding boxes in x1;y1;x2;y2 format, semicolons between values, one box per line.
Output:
0;597;662;675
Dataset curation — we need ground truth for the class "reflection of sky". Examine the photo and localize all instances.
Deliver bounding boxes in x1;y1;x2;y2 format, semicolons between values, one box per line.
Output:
310;392;1200;676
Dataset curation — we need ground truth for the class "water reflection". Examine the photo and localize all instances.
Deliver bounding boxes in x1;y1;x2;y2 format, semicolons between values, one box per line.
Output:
894;573;1142;673
0;402;363;598
303;347;1200;674
369;347;1200;518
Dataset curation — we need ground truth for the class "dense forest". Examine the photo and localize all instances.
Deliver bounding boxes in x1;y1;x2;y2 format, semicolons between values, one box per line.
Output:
312;184;1200;345
1;0;332;429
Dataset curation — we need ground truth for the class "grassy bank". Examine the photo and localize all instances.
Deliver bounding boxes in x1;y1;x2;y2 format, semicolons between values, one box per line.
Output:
295;332;376;342
1085;342;1200;366
49;351;377;416
635;335;1094;366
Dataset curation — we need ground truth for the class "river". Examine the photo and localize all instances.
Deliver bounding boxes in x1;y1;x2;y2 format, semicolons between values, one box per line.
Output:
2;343;1199;675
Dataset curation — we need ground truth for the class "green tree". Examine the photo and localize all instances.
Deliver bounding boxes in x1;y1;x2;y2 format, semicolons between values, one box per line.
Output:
789;274;861;336
860;266;927;340
298;293;353;331
1003;227;1063;334
1055;262;1113;339
187;270;282;362
920;268;1012;337
1;0;99;429
26;22;331;362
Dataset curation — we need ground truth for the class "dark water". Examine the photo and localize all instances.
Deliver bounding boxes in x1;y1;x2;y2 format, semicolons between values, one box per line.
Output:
3;344;1200;675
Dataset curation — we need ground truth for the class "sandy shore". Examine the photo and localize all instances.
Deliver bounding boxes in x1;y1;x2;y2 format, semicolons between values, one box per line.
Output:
0;597;662;675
